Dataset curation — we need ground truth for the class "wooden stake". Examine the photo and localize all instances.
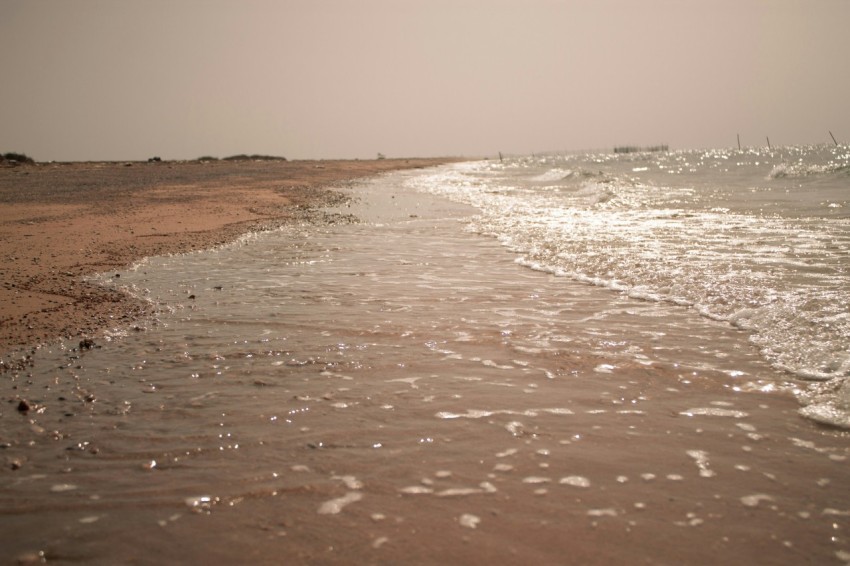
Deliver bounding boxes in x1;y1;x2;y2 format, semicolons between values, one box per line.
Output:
829;131;838;146
737;134;741;150
499;151;503;162
766;136;771;150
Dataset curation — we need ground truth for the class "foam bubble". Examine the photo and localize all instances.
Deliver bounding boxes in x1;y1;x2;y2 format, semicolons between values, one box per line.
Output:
559;476;591;488
824;508;850;517
400;486;433;495
372;537;389;549
459;514;481;528
318;492;363;515
686;450;717;478
333;475;363;490
522;476;551;484
680;408;749;418
437;488;482;497
740;494;775;507
436;407;573;420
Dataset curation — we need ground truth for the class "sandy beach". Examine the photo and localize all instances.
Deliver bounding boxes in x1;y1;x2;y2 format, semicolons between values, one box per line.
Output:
0;158;455;367
1;160;847;565
4;1;848;562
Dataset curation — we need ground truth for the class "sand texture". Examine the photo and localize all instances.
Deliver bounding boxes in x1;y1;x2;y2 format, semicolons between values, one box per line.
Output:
0;158;456;366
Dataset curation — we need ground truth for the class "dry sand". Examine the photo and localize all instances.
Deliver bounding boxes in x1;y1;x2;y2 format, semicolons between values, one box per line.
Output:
0;157;457;368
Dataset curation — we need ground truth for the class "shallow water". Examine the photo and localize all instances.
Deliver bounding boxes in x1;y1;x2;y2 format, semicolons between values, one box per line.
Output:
2;168;849;564
411;146;850;426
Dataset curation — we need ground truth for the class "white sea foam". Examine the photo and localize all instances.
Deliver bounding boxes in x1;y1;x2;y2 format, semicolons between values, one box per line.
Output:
796;377;850;429
459;513;481;528
318;492;363;515
559;476;591;488
410;147;850;402
680;408;749;418
740;494;775;508
686;450;717;478
435;407;574;419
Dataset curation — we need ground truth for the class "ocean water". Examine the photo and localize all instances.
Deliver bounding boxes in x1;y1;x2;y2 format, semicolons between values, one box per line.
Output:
3;149;849;564
410;145;850;427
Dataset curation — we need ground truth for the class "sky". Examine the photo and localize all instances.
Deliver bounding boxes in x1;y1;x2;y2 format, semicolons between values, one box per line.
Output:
1;0;848;161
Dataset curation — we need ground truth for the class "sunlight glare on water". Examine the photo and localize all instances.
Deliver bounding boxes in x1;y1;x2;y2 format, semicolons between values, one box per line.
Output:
409;147;850;425
2;164;848;564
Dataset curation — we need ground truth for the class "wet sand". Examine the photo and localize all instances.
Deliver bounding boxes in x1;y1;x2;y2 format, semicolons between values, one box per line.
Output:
0;158;456;368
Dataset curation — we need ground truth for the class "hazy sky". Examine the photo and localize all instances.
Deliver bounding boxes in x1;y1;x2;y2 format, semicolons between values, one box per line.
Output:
2;0;848;161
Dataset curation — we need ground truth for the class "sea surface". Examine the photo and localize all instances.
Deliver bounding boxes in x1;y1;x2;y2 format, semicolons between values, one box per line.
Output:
2;146;849;564
411;145;850;426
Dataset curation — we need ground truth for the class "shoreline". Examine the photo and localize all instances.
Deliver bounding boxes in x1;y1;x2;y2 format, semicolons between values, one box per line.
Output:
2;164;848;564
0;158;461;369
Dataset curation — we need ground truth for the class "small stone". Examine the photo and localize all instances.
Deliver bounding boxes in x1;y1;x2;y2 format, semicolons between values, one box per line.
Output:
16;399;31;413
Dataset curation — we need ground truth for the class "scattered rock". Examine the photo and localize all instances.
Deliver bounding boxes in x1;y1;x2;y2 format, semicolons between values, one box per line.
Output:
79;338;95;350
16;399;31;413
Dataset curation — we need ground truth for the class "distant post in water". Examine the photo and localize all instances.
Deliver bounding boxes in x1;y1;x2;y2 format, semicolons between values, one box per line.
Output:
499;152;503;162
830;131;839;146
766;136;771;150
737;134;741;150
